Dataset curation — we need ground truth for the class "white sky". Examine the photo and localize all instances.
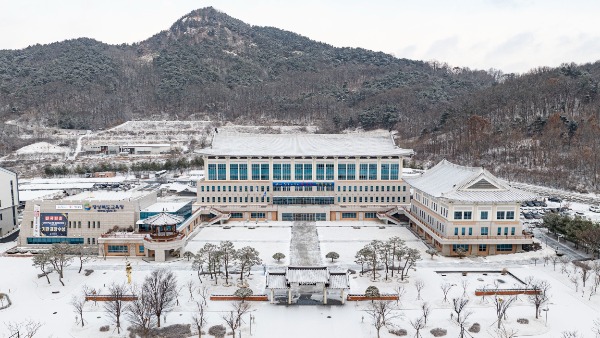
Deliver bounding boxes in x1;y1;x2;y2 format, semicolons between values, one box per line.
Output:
1;0;600;73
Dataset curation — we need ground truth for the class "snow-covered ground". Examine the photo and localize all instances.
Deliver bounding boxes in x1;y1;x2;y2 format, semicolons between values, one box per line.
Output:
1;222;599;338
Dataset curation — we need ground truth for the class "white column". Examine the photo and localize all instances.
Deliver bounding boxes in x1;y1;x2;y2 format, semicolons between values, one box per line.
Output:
341;289;345;304
288;289;292;304
270;289;275;304
323;287;327;305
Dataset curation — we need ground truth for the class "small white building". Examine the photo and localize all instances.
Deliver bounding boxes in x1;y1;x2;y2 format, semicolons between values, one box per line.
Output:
404;160;537;256
0;167;19;237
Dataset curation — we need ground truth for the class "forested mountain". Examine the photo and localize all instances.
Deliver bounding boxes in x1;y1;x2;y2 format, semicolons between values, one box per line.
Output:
1;7;599;191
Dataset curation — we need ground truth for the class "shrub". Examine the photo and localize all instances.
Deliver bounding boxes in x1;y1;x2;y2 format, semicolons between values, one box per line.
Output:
365;285;380;298
468;323;480;333
389;328;407;336
208;324;227;338
430;328;447;337
99;325;110;332
517;318;529;324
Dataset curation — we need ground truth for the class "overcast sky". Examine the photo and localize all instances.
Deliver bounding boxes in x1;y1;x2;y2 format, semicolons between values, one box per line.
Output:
1;0;599;74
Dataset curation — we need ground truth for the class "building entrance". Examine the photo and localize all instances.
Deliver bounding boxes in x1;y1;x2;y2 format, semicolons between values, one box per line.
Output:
282;213;326;221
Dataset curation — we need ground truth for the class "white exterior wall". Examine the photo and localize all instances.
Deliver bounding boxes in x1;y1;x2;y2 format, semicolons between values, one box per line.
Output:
0;168;19;236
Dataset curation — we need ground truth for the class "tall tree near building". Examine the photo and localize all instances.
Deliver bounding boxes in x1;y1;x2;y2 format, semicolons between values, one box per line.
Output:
218;241;236;285
192;301;207;338
143;268;178;328
387;237;405;277
222;301;251;338
126;284;156;336
364;301;398;338
528;280;550;319
71;244;93;274
399;248;421;281
237;246;262;284
492;295;516;329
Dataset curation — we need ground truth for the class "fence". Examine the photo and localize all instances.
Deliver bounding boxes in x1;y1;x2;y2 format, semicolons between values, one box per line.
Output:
85;294;138;302
474;288;541;296
210;294;269;301
346;294;399;301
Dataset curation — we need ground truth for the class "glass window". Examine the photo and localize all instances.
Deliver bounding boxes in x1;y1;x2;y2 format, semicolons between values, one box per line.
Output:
217;163;226;180
338;164;347;180
454;211;462;220
453;244;469;252
504;227;509;235
480;211;488;220
481;227;488;235
368;163;377;180
316;163;325;180
326;164;334;180
239;164;248;180
304;163;312;180
478;244;487;252
497;211;506;220
295;164;303;180
506;211;515;220
468;227;472;235
208;164;217;180
359;164;368;180
365;212;377;218
497;227;502;235
381;163;390;180
390;164;399;180
252;164;260;180
230;164;239;180
342;212;357;218
347;164;355;180
464;211;472;220
273;163;282;180
461;227;466;235
454;228;458;235
261;164;269;180
497;244;513;252
511;227;516;235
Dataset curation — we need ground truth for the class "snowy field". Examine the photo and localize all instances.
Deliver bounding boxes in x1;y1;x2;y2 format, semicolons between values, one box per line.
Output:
1;222;600;338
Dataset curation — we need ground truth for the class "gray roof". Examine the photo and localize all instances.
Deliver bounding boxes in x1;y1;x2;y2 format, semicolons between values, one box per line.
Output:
198;132;413;157
140;212;184;226
266;273;288;289
404;160;537;203
286;266;329;284
329;273;350;289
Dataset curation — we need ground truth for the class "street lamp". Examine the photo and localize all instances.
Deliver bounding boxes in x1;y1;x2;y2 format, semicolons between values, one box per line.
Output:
542;307;549;326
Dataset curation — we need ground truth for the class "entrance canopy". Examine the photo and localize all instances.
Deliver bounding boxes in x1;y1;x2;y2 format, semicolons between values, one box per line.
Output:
266;266;349;290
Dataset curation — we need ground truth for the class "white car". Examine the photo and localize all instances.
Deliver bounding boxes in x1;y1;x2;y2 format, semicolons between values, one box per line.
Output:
589;205;600;213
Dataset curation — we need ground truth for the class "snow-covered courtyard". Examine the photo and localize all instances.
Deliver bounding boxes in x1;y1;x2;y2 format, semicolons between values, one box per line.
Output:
1;221;599;338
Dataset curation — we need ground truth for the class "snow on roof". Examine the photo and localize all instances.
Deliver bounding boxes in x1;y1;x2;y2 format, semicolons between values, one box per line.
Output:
122;144;171;147
198;132;413;157
28;177;126;184
266;272;288;289
141;201;191;213
404;159;537;203
15;142;70;154
140;212;184;226
20;183;96;190
18;190;63;201
63;190;153;201
286;266;329;284
329;273;350;289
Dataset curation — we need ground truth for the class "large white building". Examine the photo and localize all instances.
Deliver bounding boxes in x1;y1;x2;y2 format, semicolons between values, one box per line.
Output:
403;160;536;256
195;132;414;222
0;167;19;236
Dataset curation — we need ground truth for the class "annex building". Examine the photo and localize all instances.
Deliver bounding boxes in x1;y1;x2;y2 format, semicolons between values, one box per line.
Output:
194;132;414;222
403;160;537;256
0;167;19;237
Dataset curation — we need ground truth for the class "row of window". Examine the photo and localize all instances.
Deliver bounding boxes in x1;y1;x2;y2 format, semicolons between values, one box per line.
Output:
27;237;84;244
201;185;270;193
207;162;401;181
454;211;515;221
338;185;406;192
107;245;145;254
453;227;516;236
273;197;335;205
342;212;357;218
452;244;513;252
201;196;269;203
338;196;407;203
201;184;408;193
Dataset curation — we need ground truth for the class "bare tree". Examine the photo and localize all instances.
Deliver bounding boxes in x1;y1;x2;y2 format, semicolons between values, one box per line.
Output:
183;251;194;261
440;283;453;303
104;283;127;334
71;244;93;274
415;279;425;300
569;274;580;292
48;243;73;286
126;285;156;336
388;236;405;277
143;268;178;327
452;297;469;324
396;285;406;306
410;316;426;338
461;279;470;298
426;248;438;259
528;280;550;319
492;295;516;329
543;255;550;267
32;252;52;284
592;318;600;338
218;241;236;285
576;261;592;288
5;319;42;338
70;291;87;327
421;302;431;326
192;301;207;338
364;301;398;338
222;301;251;338
198;285;210;307
186;280;196;301
550;256;561;271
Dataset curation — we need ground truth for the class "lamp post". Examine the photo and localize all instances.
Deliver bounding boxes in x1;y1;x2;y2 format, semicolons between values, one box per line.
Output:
542;307;549;326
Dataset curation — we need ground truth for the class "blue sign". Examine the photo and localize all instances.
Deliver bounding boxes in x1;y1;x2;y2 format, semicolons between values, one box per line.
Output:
272;182;334;187
40;213;68;236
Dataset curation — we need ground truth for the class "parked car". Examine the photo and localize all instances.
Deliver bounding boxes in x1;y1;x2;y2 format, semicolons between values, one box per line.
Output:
548;196;562;203
589;205;600;213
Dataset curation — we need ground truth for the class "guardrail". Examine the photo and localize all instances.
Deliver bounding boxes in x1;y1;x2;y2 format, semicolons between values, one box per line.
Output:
210;294;269;301
85;294;138;302
474;288;541;296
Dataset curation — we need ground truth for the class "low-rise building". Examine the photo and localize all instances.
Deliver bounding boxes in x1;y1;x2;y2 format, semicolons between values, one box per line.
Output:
403;160;536;256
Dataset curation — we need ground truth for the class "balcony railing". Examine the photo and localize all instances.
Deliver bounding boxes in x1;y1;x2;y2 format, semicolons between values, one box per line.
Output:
143;233;185;242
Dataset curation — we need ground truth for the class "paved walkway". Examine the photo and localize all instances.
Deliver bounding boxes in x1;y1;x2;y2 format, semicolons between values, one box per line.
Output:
289;221;322;266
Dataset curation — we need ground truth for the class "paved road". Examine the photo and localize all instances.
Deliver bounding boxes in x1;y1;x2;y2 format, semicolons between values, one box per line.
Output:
533;228;590;260
289;221;322;266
